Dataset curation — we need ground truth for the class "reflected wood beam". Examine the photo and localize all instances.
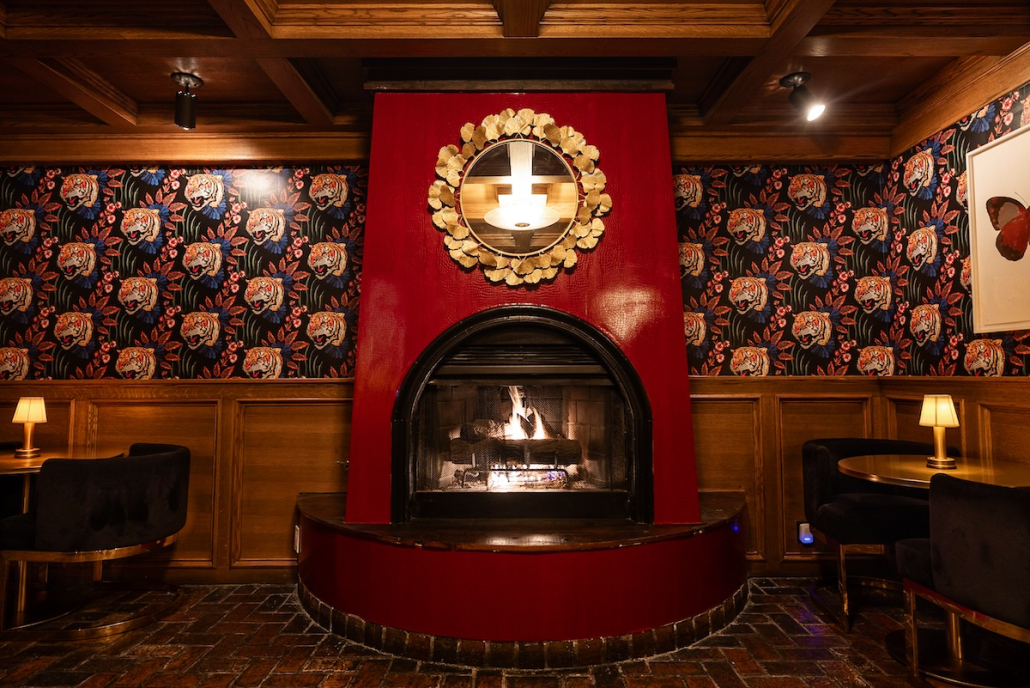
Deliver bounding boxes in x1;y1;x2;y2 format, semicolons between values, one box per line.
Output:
256;57;334;126
702;0;835;126
493;0;550;38
0;133;369;165
6;57;137;128
891;41;1030;156
797;35;1030;58
205;0;275;39
0;2;7;40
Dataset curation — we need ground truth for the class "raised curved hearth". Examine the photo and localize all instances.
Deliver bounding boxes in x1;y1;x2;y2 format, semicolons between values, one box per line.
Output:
296;492;748;667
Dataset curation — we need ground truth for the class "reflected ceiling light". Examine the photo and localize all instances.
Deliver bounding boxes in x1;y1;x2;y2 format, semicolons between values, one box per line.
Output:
171;72;204;130
779;72;825;122
484;141;560;238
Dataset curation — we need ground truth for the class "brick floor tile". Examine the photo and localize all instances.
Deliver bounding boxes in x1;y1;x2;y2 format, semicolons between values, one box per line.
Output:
624;677;684;688
233;659;279;687
719;647;764;675
505;676;563;688
744;677;809;688
649;661;706;676
683;677;718;688
262;672;325;687
318;673;358;688
703;661;748;688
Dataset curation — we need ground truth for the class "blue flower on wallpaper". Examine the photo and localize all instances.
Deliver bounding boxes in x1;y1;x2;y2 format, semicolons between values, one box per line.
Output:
0;274;38;326
117;274;165;324
5;167;42;188
959;103;996;133
306;309;355;360
309;169;357;220
57;238;107;289
308;237;357;289
183;239;231;290
184;169;234;221
121;203;169;255
129;167;167;186
59;169;115;220
906;219;946;277
0;205;44;256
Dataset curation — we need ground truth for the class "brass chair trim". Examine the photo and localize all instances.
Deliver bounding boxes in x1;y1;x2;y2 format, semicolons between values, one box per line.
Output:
1;533;178;565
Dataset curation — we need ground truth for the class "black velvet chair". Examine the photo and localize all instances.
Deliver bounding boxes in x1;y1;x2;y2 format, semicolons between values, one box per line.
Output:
802;437;941;632
0;443;190;637
896;473;1030;685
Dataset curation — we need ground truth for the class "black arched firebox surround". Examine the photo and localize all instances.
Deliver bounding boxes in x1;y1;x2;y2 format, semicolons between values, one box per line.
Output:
391;305;653;523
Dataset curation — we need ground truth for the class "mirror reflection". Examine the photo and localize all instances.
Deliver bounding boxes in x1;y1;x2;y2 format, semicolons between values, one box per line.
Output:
460;140;577;255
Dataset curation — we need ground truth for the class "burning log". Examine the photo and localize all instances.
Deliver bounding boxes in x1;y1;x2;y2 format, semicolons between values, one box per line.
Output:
450;438;581;466
459;420;506;444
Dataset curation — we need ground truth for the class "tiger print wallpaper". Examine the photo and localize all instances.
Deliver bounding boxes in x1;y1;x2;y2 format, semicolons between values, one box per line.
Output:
0;166;365;379
1;86;1029;380
677;84;1030;377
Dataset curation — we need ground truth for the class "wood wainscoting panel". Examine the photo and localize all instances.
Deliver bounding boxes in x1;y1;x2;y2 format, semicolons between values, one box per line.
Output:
777;395;872;560
88;400;219;568
979;402;1030;464
234;399;351;568
691;397;763;560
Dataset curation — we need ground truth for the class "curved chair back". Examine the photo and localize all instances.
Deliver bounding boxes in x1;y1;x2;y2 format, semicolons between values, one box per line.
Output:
802;438;937;523
34;443;190;552
930;473;1030;629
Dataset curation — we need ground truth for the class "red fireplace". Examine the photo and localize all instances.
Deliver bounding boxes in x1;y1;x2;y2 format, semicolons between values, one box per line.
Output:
296;92;746;658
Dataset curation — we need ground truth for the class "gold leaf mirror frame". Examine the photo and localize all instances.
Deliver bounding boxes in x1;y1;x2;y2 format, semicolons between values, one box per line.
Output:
428;108;612;286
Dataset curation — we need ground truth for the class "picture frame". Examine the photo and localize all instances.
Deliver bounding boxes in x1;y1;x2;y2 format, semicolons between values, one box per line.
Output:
966;124;1030;332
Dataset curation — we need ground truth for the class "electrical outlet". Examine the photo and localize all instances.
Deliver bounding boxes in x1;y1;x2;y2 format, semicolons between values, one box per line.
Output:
294;525;301;554
797;521;814;546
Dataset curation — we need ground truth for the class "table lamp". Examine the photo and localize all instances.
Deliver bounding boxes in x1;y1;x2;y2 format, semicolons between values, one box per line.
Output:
919;393;958;470
12;396;46;459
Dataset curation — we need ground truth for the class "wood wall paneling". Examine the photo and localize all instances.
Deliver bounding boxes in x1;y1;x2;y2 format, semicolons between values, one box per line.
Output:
691;396;763;560
233;399;351;568
979;402;1030;465
777;395;872;560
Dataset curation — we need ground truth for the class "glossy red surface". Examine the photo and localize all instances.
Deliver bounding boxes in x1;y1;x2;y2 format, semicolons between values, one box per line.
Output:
348;92;698;524
298;510;746;642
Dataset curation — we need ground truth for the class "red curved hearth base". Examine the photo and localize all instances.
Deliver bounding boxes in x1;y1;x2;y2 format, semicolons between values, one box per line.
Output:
297;493;747;659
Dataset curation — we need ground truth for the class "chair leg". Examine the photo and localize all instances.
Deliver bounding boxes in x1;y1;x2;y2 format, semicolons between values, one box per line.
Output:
836;543;851;633
0;558;9;631
907;589;920;681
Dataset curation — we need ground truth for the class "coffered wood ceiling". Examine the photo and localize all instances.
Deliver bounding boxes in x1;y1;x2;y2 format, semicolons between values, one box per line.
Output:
2;1;1030;163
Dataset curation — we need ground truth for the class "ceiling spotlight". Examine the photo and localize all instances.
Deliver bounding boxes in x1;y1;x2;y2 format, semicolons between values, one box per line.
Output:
171;72;204;130
779;72;825;122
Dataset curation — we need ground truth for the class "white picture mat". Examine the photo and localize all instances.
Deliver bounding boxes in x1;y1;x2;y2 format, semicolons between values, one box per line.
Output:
966;124;1030;332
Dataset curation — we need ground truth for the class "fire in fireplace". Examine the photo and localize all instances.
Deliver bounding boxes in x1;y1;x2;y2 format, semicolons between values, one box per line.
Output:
392;306;652;522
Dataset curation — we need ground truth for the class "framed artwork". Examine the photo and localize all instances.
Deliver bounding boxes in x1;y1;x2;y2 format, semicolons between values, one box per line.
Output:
967;125;1030;332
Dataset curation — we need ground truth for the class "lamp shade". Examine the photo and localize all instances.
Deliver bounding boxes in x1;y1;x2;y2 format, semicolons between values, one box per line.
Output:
12;396;47;424
919;394;959;428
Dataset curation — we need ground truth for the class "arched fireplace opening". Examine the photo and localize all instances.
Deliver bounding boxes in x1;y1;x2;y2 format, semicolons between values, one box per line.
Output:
392;305;653;523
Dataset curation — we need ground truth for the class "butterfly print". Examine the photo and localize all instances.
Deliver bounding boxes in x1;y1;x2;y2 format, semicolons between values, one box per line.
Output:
986;196;1030;261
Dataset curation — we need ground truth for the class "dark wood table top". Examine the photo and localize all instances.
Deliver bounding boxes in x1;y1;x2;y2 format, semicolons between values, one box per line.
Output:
838;454;1030;489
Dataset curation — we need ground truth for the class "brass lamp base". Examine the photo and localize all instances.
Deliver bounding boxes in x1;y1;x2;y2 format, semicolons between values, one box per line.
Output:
14;447;40;459
926;455;957;470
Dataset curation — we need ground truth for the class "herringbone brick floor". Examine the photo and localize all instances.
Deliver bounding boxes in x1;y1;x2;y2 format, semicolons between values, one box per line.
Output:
0;578;917;688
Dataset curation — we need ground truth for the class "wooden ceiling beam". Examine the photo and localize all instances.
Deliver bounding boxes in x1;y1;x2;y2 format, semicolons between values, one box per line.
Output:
701;0;835;126
539;3;768;39
256;57;334;126
6;57;137;129
796;35;1030;58
206;0;276;40
670;130;890;163
493;0;550;38
891;41;1030;156
0;3;8;40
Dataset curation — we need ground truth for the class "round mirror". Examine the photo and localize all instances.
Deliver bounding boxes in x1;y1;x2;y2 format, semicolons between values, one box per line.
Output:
459;140;578;256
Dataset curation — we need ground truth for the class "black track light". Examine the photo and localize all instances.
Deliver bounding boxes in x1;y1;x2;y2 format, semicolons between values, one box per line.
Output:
779;72;825;122
171;72;204;130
